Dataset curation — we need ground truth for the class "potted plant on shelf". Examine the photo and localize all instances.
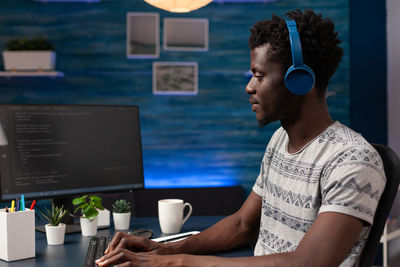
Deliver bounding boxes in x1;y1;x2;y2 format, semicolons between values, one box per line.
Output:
112;199;132;231
2;37;56;72
40;203;68;245
72;195;104;236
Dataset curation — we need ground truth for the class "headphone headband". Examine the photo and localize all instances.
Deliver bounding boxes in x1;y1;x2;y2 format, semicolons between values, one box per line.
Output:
285;19;304;67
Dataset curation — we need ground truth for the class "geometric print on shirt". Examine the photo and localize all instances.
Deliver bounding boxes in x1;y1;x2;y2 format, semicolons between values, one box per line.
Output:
265;179;320;209
322;199;375;217
259;228;297;253
318;125;367;146
263;200;314;233
324;146;383;176
266;148;323;183
322;177;381;201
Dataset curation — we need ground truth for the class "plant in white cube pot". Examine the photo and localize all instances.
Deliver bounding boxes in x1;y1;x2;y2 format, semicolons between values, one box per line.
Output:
112;199;132;231
2;37;56;71
72;195;104;236
40;203;68;245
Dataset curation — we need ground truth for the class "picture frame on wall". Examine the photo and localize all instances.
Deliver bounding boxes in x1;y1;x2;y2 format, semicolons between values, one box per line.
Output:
126;12;159;59
163;18;209;51
153;62;198;95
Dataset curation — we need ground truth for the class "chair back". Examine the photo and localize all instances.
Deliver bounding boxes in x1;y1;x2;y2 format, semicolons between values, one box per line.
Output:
359;144;400;267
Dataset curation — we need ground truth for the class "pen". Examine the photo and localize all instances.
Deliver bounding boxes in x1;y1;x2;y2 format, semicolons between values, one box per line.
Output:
16;198;20;212
160;233;194;243
151;231;200;243
30;200;36;210
20;194;25;211
11;200;15;212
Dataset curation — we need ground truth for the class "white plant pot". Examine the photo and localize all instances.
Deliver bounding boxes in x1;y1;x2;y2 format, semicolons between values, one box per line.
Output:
2;50;56;71
45;223;66;245
113;212;131;230
80;216;99;236
97;208;110;228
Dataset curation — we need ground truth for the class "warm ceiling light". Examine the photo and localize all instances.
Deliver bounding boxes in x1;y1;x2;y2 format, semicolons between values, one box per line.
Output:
144;0;213;13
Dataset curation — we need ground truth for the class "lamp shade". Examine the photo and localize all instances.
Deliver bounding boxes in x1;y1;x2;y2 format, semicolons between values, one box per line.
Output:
144;0;213;13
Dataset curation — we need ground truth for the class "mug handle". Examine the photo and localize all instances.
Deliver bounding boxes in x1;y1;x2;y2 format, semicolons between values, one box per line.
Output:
181;202;193;226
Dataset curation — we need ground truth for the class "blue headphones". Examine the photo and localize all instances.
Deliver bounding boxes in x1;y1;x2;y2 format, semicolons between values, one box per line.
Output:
284;19;315;95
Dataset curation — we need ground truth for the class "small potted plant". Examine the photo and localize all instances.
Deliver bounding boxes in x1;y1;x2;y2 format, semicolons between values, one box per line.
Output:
2;37;56;71
72;195;104;236
112;199;132;230
40;203;68;245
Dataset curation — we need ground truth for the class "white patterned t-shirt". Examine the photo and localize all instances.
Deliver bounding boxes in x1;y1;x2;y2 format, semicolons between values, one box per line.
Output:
252;121;386;267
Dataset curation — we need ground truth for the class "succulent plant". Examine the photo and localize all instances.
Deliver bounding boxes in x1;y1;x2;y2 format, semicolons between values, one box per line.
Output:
5;37;54;51
72;195;104;221
112;199;131;213
41;203;68;226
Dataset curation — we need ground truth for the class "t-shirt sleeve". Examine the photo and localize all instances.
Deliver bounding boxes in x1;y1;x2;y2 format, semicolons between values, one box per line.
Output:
252;158;265;196
319;146;386;225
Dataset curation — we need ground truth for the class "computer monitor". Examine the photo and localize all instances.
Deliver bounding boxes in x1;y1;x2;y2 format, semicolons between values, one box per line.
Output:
0;104;144;202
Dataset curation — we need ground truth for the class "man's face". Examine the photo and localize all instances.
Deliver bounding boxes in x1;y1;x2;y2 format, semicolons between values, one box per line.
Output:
246;44;295;127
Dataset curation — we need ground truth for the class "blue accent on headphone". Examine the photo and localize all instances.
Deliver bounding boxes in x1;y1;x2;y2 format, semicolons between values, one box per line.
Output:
284;19;315;95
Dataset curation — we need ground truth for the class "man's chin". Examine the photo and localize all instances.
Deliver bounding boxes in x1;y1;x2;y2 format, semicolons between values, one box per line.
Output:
257;119;268;128
257;117;277;128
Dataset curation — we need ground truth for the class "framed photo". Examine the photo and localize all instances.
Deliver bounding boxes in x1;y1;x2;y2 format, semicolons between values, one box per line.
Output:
163;18;209;51
153;62;198;95
126;12;159;59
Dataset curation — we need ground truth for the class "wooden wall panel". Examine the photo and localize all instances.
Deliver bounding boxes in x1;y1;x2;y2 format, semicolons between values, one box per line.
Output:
0;0;349;194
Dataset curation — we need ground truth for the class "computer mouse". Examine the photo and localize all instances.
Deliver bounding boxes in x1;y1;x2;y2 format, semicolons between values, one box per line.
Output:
128;228;154;239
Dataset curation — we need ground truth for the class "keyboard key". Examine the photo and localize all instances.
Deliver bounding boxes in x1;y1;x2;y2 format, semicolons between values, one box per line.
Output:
84;237;98;267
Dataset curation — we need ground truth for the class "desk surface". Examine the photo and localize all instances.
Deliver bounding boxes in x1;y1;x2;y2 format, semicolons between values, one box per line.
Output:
0;216;253;266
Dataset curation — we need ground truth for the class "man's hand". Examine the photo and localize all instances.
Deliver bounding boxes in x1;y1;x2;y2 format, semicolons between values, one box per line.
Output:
104;232;169;255
95;249;180;267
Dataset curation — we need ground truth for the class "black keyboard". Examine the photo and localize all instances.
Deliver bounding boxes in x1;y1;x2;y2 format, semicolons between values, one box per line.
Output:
84;229;154;267
85;236;113;267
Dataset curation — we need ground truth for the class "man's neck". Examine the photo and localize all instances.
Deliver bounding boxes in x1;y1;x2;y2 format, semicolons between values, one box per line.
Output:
281;98;334;154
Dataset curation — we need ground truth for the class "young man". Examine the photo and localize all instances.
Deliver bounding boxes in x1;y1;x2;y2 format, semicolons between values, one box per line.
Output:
96;9;386;267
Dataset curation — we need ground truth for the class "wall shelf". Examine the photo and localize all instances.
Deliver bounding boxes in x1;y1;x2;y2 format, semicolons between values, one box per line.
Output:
0;71;64;78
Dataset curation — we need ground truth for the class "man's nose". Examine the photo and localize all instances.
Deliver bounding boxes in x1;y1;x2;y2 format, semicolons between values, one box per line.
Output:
246;77;256;94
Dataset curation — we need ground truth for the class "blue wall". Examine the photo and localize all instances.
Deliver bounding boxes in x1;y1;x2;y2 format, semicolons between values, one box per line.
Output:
350;0;387;145
0;0;350;194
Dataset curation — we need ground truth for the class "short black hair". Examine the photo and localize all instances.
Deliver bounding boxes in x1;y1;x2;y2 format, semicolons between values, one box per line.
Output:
248;9;343;96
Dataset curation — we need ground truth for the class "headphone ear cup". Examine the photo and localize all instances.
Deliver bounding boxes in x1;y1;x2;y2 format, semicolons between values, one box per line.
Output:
284;65;315;95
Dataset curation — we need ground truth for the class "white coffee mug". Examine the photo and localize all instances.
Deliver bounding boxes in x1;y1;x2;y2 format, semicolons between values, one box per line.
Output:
158;199;193;234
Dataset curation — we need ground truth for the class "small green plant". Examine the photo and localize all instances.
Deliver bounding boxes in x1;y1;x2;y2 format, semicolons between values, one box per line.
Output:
112;199;131;213
5;37;54;51
72;195;104;221
40;203;68;226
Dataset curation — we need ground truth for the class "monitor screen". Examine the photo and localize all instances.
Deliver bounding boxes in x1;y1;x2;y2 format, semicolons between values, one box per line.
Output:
0;104;144;201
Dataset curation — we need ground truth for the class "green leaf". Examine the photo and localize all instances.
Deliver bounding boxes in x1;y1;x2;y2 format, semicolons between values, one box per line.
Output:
73;206;81;214
85;208;98;221
90;196;101;203
72;195;103;220
83;205;91;215
40;203;68;226
72;196;86;205
5;37;54;51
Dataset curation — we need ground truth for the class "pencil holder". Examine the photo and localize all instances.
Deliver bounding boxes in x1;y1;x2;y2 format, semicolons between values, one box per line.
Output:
0;209;35;262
